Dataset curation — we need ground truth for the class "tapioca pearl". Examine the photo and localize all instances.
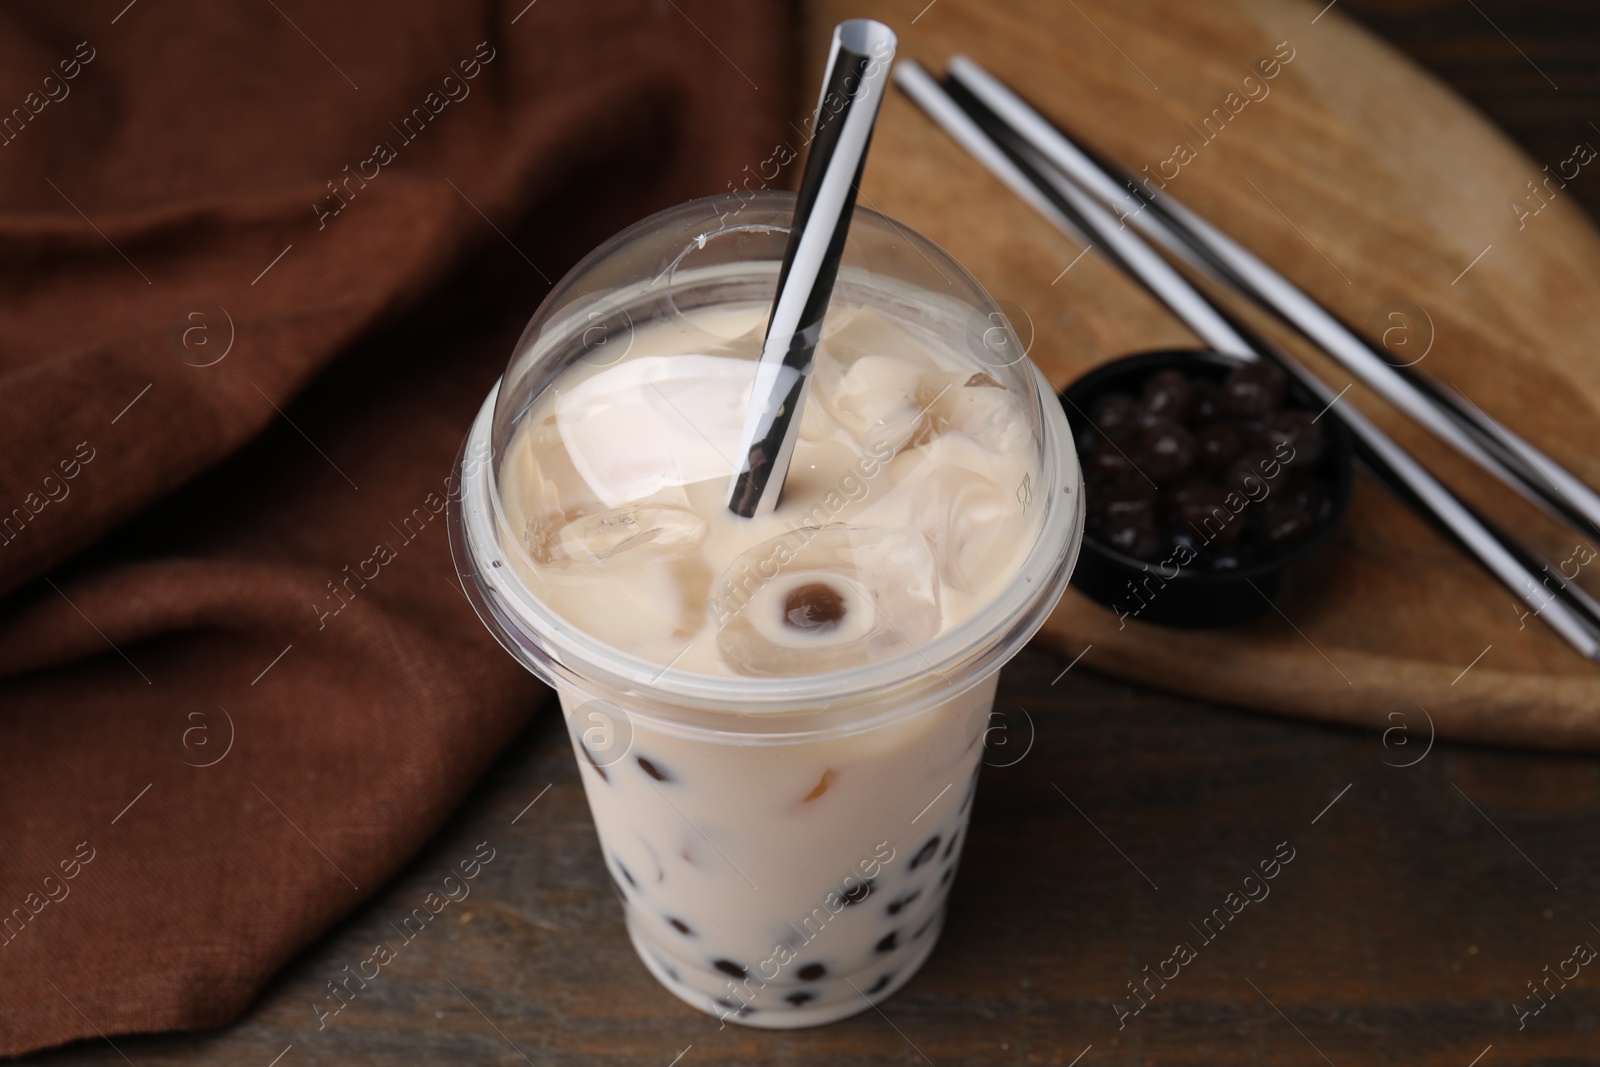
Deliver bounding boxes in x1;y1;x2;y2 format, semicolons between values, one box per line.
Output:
942;830;961;861
637;756;673;782
938;867;954;888
615;859;638;889
797;963;826;981
714;996;753;1016
579;743;609;783
713;959;749;979
886;890;920;916
842;878;875;906
802;768;838;803
910;836;941;870
638;836;666;881
667;917;693;936
785;991;816;1006
875;930;900;953
913;911;940;939
783;580;849;632
866;971;895;995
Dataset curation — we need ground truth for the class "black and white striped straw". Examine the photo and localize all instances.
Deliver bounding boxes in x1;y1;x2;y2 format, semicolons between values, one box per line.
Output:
726;19;898;518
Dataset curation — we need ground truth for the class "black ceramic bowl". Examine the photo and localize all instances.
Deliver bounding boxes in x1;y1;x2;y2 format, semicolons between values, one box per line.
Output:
1061;348;1354;628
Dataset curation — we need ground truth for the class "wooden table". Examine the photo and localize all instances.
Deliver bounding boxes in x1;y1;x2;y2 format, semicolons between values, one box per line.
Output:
28;3;1600;1065
27;642;1600;1066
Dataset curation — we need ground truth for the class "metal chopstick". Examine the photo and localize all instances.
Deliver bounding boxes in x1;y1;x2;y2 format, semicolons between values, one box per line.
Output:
893;58;1600;660
944;54;1600;543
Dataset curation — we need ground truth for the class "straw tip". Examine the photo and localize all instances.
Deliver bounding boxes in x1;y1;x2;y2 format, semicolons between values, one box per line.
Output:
837;18;897;58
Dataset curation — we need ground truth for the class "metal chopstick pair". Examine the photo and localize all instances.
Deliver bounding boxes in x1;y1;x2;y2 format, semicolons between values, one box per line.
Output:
893;57;1600;661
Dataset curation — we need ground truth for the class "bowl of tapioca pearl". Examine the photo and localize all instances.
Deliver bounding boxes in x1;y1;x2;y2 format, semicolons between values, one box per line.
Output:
1061;349;1354;628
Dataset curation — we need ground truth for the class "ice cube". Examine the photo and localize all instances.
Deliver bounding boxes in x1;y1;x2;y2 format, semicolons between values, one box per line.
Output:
535;547;711;650
556;354;754;507
711;525;941;676
813;353;927;454
667;554;713;639
498;415;606;565
911;370;1028;454
549;504;707;565
798;385;836;443
528;503;712;645
812;307;943;454
534;501;712;639
910;466;1017;592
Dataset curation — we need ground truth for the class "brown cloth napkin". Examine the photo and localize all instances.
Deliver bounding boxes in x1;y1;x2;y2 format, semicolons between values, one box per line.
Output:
0;1;791;1056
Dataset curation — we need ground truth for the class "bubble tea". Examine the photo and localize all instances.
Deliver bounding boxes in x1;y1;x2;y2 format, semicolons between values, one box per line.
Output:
451;191;1083;1027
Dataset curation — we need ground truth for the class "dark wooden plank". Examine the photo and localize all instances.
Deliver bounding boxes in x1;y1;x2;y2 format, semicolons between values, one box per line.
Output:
1339;0;1600;222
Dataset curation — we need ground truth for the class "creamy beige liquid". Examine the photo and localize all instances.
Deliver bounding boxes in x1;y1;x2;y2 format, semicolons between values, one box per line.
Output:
494;300;1044;1026
498;302;1040;676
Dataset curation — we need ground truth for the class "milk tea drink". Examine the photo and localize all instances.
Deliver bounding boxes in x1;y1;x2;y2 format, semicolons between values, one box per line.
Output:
450;192;1083;1028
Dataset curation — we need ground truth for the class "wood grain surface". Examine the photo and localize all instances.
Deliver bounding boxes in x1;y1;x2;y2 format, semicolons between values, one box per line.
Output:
1341;0;1600;224
800;0;1600;751
22;2;1600;1065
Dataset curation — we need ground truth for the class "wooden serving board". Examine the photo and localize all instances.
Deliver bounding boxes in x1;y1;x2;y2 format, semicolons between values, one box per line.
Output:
804;0;1600;750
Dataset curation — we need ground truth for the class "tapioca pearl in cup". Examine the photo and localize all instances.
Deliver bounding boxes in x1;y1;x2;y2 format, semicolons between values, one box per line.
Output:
668;917;693;936
713;959;750;979
842;878;875;906
782;580;849;632
733;571;876;659
797;963;827;981
942;830;961;861
785;991;817;1007
875;930;900;953
579;743;609;782
801;768;838;803
635;755;673;781
615;858;638;890
909;836;941;870
865;971;896;996
886;889;920;916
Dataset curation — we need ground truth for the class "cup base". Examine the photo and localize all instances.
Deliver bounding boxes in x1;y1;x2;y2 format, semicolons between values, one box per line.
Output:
626;910;945;1029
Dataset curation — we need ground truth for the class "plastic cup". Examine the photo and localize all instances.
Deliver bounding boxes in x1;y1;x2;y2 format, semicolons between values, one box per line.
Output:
449;189;1083;1028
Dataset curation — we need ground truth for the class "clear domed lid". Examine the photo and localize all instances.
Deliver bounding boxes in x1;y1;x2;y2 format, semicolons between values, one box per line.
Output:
452;189;1082;730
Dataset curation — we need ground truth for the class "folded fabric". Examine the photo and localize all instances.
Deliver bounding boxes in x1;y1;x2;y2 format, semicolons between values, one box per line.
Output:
0;1;791;1056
